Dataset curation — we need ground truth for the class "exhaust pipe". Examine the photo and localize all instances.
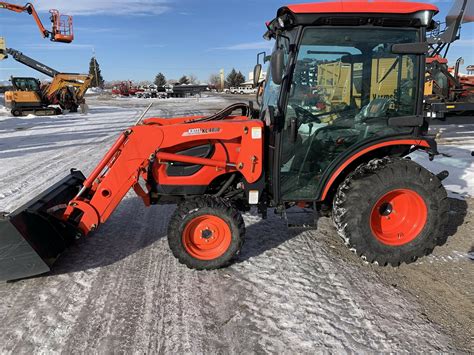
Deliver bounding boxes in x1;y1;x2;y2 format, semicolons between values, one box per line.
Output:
0;170;85;281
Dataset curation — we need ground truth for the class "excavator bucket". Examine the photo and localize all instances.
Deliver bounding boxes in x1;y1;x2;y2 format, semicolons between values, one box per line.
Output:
0;170;85;282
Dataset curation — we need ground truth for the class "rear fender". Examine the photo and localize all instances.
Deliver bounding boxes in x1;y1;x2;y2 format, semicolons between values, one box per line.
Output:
319;138;432;202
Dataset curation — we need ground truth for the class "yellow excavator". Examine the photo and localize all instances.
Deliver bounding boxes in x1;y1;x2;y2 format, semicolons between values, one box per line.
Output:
0;44;91;116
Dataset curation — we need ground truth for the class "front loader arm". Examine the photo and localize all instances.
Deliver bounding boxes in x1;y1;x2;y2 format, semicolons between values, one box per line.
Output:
62;118;264;235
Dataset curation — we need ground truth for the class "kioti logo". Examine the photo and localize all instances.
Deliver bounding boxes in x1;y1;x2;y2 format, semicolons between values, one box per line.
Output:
182;127;221;136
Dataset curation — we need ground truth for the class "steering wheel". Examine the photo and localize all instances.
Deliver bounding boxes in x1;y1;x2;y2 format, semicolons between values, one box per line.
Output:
294;105;321;124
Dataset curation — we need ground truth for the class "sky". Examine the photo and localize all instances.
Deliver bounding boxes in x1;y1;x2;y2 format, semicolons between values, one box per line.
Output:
0;0;473;83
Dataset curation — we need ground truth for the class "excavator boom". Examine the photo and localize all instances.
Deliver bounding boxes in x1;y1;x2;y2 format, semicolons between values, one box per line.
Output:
1;48;59;77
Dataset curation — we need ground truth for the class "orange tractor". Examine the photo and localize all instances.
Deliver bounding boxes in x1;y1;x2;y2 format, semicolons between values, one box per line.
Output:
0;2;73;43
0;1;451;281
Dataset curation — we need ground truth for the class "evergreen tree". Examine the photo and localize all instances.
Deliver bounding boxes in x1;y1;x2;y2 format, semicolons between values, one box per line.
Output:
226;68;245;87
235;71;245;86
89;57;104;88
178;75;190;85
154;72;167;87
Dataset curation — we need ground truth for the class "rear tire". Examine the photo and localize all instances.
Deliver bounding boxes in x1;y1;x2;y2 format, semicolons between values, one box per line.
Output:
168;196;245;269
332;157;449;266
11;109;22;117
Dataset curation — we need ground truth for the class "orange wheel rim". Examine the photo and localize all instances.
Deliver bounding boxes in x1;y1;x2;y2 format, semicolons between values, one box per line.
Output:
182;215;232;260
370;189;427;246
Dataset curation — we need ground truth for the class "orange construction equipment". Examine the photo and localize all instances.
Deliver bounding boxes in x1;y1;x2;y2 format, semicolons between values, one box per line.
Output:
0;2;73;43
425;0;474;117
0;1;453;281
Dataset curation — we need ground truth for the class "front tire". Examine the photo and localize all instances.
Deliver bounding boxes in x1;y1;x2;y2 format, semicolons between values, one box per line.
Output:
333;157;449;266
168;196;245;269
11;108;22;117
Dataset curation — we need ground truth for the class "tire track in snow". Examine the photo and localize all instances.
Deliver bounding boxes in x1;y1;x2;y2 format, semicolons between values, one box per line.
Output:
211;212;452;352
0;107;141;211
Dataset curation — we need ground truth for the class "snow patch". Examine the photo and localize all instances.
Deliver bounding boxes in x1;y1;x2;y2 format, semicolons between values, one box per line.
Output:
416;250;472;264
410;144;474;198
0;94;10;121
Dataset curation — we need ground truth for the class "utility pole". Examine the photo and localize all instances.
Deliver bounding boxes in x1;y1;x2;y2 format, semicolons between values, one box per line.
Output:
92;47;99;88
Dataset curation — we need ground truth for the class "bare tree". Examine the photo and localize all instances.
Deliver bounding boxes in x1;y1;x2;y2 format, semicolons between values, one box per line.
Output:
138;80;152;86
178;75;190;85
187;73;199;84
104;80;123;89
209;73;220;87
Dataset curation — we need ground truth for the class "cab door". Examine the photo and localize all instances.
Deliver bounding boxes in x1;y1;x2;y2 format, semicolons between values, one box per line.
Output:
278;27;421;201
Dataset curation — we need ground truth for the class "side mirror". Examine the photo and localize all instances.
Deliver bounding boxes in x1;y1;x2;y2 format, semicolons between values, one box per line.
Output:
391;42;428;54
271;49;285;85
253;64;262;86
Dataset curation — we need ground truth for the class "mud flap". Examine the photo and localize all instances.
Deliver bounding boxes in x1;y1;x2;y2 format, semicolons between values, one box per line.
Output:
0;170;86;282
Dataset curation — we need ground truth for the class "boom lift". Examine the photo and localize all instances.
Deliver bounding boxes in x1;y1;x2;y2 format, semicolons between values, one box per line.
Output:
0;1;452;281
0;2;73;43
1;47;92;116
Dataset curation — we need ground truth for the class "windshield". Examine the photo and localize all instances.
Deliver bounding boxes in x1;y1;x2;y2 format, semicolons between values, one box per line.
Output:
12;78;40;91
287;27;419;123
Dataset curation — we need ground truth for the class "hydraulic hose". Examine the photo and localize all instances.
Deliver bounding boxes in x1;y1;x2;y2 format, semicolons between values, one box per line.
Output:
188;103;249;123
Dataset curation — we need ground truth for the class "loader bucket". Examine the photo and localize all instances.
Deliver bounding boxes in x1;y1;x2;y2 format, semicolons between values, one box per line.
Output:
0;170;86;282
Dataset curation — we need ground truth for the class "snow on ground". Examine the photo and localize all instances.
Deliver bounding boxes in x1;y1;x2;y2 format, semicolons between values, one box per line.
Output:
411;121;474;199
0;96;471;352
412;144;474;199
0;94;9;117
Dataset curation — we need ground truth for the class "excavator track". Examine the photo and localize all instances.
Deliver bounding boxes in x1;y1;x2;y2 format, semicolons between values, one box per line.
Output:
12;107;61;117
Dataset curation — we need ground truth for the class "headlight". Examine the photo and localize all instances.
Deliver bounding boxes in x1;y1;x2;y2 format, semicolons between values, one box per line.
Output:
277;17;285;28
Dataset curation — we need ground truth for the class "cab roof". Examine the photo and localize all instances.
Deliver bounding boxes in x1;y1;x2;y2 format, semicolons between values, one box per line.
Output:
283;1;438;15
269;1;439;30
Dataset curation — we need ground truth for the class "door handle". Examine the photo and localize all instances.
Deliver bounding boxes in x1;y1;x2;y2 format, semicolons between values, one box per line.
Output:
289;117;298;143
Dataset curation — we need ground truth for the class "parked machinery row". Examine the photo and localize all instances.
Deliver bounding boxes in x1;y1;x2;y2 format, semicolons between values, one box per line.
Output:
112;81;209;98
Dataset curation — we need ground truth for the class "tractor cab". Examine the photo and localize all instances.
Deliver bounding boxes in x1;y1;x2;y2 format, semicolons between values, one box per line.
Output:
256;1;438;202
11;77;41;92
